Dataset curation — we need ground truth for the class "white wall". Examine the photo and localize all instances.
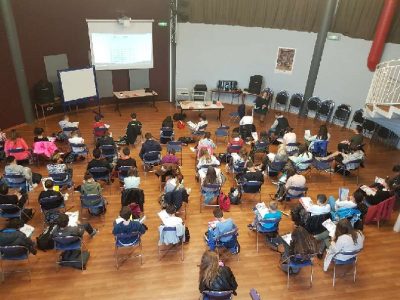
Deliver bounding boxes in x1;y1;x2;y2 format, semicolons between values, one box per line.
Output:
176;23;316;104
177;23;400;116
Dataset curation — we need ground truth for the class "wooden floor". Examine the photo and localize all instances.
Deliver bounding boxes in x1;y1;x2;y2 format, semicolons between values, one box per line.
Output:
1;101;400;300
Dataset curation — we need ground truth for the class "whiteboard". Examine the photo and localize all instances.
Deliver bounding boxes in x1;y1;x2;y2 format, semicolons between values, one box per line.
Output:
58;67;98;103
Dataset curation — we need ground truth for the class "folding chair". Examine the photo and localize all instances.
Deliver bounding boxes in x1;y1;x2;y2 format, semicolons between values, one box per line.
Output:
39;195;65;214
227;144;242;154
293;160;313;178
341;159;363;185
191;123;208;139
274;90;289;111
266;161;286;179
315;100;335;122
53;236;85;270
215;126;230;144
312;158;334;182
305;97;321;118
229;104;245;123
288;93;304;114
200;184;221;213
362;119;376;139
88;167;112;194
0;204;28;221
48;172;75;200
158;226;184;261
80;194;106;219
284;254;315;288
0;245;31;281
283;186;308;209
118;166;132;183
332;249;361;287
349;109;364;129
215;228;240;261
4;173;29;192
99;144;117;161
114;232;143;269
364;196;396;228
239;181;263;204
69;143;89;159
202;290;233;300
142;151;161;175
62;126;78;138
255;218;281;252
332;104;352;128
167;141;183;165
160;127;174;144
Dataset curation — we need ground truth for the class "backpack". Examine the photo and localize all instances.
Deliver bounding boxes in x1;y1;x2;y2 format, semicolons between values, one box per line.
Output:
177;120;186;130
218;153;231;164
228;187;241;205
218;192;231;212
184;227;190;243
36;225;55;251
59;250;90;270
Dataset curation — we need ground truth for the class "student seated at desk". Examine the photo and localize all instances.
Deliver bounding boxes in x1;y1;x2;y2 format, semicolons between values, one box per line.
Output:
187;113;208;132
240;161;264;183
52;213;98;240
160;205;183;227
161;115;174;129
38;179;64;211
0;183;29;215
139;133;162;160
197;132;216;152
4;155;35;187
268;112;289;140
115;147;137;171
33;127;49;142
87;148;113;172
93;114;110;137
248;201;282;232
197;149;220;170
289;144;313;170
337;125;363;153
304;124;330;148
96;129;115;148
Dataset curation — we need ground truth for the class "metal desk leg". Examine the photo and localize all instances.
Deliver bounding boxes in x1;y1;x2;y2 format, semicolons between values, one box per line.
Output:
114;97;121;116
153;94;158;111
34;104;39;120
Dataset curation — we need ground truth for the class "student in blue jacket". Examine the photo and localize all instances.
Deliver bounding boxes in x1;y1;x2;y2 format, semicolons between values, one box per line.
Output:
113;206;147;244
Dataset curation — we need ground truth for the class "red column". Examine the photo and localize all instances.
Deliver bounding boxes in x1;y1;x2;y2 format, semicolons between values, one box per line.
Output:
367;0;398;71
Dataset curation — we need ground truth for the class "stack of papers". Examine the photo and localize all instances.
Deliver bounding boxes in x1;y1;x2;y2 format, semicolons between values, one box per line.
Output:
322;219;337;237
299;197;313;212
360;185;377;196
339;187;349;201
19;224;34;237
66;211;79;227
255;202;269;217
281;233;292;245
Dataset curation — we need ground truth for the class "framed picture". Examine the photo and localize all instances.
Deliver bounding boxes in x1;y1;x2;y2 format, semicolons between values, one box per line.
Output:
275;47;296;74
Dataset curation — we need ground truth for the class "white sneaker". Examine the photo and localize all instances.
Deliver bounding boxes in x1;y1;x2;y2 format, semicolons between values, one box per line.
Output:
186;188;192;195
190;147;196;152
32;183;38;189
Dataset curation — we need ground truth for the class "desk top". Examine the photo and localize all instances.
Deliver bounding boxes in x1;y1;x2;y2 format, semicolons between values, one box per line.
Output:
180;101;224;110
211;89;242;94
113;89;158;99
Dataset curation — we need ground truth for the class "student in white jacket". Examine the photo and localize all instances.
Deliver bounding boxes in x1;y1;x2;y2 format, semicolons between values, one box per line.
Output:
324;219;364;271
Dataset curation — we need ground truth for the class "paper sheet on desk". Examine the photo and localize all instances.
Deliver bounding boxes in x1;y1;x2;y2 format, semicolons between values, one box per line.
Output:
281;233;292;245
322;219;336;237
66;211;79;227
20;224;34;238
255;202;269;217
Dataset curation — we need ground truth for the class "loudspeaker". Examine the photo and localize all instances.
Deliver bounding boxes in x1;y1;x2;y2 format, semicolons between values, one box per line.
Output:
34;80;54;104
248;75;263;95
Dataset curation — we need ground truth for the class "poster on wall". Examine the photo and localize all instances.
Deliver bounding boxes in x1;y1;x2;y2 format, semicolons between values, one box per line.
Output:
275;47;296;74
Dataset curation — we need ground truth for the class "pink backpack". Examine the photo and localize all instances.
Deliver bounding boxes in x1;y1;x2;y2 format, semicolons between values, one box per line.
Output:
218;192;231;212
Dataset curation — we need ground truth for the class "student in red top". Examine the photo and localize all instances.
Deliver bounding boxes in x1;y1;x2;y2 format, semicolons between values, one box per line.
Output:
227;132;244;153
93;115;109;137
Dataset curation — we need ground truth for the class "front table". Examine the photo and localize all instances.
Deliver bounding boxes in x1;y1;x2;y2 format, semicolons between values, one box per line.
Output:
113;89;158;116
179;101;225;120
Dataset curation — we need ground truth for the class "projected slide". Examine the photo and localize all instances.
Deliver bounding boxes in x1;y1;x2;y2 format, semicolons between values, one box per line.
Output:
92;33;153;69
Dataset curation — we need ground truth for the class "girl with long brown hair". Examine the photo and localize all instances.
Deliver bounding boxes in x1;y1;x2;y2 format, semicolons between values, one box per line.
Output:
199;250;237;296
323;219;364;271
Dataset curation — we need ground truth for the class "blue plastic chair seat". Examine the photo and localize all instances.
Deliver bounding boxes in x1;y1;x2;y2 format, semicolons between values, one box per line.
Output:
55;240;81;251
333;256;357;265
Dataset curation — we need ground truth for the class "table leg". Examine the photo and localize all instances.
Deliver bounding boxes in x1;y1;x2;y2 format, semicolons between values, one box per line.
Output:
153;94;158;111
34;104;39;120
114;97;121;116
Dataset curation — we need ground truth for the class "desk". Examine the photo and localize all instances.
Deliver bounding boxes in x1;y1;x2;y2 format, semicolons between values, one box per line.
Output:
211;89;242;104
179;101;224;120
34;97;62;122
113;89;158;116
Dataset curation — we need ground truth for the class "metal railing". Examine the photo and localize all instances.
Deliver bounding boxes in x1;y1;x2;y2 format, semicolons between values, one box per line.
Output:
366;59;400;106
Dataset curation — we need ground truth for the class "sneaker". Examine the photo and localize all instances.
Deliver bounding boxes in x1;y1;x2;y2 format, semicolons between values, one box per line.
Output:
32;183;38;189
247;224;255;230
186;188;192;195
90;229;99;238
190;147;196;152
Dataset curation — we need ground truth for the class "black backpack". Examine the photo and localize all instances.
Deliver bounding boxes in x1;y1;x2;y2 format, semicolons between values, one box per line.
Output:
36;225;55;251
59;250;90;270
178;137;195;145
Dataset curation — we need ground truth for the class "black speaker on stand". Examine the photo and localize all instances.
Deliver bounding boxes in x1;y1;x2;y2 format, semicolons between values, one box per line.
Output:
33;80;55;104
